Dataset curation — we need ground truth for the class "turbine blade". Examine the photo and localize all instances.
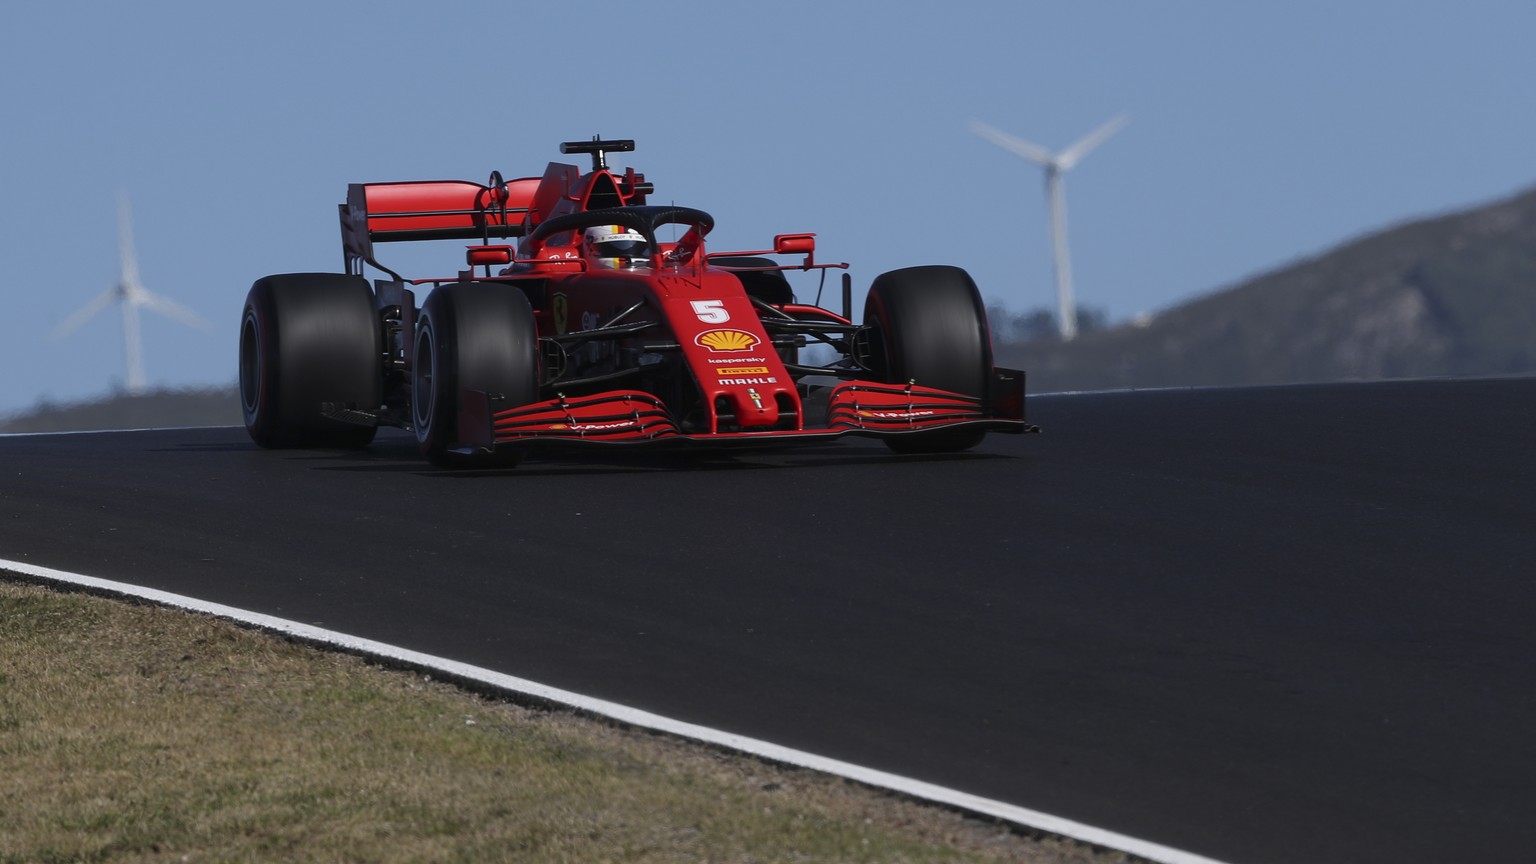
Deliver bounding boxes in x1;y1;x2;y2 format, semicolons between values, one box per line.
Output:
138;290;212;331
51;287;119;340
1057;113;1129;171
969;120;1057;166
118;192;141;290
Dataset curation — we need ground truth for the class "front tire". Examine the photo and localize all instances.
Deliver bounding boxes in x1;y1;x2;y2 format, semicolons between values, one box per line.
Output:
863;265;993;454
240;273;380;449
413;282;540;468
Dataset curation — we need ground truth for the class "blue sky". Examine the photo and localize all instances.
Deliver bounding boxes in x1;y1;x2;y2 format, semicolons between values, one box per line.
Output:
2;1;1533;415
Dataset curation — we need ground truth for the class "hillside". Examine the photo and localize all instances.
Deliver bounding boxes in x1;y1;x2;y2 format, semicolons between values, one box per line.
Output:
997;185;1536;392
0;387;240;434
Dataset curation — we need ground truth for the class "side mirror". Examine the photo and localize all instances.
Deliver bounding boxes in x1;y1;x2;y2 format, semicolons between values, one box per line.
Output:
774;233;815;255
466;245;514;267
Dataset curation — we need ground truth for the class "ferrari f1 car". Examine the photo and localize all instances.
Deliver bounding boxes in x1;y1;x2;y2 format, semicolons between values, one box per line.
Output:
239;137;1035;467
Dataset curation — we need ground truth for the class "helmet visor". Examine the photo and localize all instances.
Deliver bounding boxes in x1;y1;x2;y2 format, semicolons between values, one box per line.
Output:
595;237;649;258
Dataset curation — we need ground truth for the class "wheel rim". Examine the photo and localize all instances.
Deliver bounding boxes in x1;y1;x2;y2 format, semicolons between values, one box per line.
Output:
412;324;435;435
238;311;262;416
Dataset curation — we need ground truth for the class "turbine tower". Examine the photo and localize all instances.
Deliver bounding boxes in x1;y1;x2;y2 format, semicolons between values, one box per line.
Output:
52;193;210;394
970;114;1128;340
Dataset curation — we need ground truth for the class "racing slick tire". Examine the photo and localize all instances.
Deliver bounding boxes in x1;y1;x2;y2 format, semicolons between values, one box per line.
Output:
863;265;992;454
240;273;381;449
413;282;540;468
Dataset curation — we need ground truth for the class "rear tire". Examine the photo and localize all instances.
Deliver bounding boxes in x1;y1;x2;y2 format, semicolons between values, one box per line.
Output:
863;265;992;454
413;282;540;468
240;273;380;449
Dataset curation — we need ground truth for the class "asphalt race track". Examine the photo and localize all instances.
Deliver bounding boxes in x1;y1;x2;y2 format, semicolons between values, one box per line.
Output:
3;377;1534;864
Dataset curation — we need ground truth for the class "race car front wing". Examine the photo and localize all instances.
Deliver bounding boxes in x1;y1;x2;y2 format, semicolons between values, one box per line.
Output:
452;368;1036;455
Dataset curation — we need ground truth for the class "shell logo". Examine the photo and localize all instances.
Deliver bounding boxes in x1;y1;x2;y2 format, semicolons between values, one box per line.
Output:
695;329;760;352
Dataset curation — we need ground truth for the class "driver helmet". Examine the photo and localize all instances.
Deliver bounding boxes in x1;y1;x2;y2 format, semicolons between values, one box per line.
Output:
583;224;649;269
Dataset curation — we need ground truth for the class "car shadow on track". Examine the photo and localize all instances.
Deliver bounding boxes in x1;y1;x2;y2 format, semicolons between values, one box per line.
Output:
164;430;1016;477
448;449;1011;478
347;441;1008;477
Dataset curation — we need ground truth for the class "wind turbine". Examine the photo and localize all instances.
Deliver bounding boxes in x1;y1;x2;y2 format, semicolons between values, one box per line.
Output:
51;193;210;394
970;114;1128;340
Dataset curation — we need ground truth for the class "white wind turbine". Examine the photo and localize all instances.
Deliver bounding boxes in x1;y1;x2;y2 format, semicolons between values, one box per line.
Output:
970;114;1128;340
52;193;211;394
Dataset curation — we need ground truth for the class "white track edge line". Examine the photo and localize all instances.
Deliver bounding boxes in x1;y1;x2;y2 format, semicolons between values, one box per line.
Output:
1;558;1233;864
0;424;241;438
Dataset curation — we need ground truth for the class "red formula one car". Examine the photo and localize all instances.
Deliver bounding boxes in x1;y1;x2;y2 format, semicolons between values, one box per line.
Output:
239;137;1035;467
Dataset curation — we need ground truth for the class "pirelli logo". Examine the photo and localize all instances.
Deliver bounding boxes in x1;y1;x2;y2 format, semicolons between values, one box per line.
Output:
714;366;771;376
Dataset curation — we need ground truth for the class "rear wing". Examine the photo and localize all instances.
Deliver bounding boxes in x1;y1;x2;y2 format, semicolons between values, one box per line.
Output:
340;137;656;280
340;175;540;277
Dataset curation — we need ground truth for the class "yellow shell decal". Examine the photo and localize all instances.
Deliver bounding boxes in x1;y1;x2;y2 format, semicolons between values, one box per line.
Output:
695;329;760;352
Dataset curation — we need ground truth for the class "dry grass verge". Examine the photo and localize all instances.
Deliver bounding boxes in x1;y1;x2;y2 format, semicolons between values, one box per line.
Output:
0;580;1134;863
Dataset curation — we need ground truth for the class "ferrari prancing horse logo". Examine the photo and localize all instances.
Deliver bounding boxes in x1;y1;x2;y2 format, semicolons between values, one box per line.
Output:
552;293;569;335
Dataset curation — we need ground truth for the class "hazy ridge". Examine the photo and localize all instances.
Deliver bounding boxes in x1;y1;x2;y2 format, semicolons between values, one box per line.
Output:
998;185;1536;392
0;386;240;434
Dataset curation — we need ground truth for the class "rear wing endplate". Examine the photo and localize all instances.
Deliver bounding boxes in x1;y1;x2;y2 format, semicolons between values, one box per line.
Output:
340;176;539;276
